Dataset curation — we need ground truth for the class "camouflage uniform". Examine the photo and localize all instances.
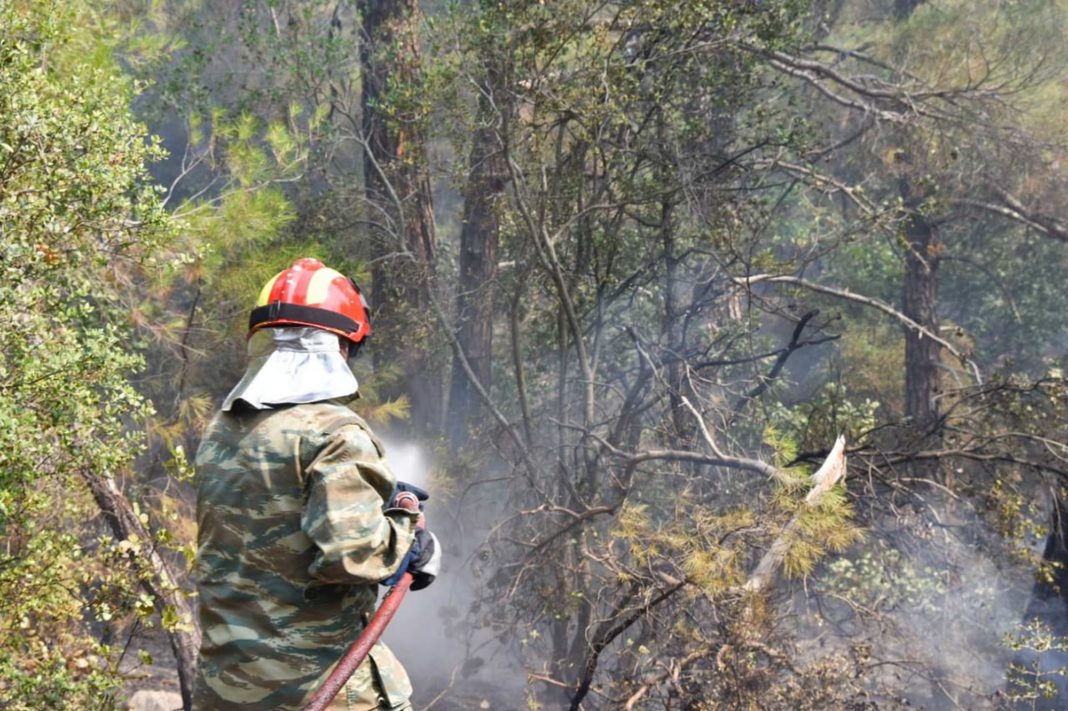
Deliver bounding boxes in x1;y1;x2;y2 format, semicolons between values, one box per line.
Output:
194;401;418;710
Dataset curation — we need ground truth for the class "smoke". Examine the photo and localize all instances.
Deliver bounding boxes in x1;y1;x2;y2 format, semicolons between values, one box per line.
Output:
381;439;433;491
797;497;1050;709
377;437;524;709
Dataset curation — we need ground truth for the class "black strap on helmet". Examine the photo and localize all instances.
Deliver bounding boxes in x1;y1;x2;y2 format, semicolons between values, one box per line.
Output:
249;301;361;336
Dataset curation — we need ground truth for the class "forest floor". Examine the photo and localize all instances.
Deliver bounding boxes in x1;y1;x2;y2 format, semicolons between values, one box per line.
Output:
118;620;182;710
113;623;507;710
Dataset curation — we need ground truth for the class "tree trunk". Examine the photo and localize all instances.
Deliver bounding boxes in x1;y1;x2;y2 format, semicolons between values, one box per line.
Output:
1011;487;1068;709
894;0;940;433
447;88;504;450
1024;488;1068;633
899;179;954;707
661;199;687;439
80;470;199;711
894;0;926;20
359;0;440;433
900;178;941;430
894;0;939;430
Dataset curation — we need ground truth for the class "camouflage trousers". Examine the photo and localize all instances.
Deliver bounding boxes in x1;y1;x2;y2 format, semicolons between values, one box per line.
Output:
325;642;413;711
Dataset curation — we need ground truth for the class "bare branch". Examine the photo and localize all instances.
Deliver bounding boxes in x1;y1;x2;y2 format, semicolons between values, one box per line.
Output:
735;273;981;384
954;185;1068;243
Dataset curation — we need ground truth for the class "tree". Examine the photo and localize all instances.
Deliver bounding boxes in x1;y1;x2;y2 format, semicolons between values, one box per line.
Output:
737;0;1068;704
446;52;507;449
426;1;869;706
359;0;442;433
0;2;195;706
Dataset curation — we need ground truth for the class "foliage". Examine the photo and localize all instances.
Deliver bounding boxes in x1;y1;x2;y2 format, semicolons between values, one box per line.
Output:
418;1;886;706
430;0;1068;707
125;1;418;441
0;1;174;705
1005;619;1068;708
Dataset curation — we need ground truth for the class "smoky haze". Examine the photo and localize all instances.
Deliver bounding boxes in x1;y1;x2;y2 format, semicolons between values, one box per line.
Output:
378;438;525;709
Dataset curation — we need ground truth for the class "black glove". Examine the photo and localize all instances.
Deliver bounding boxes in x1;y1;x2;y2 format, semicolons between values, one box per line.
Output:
383;482;438;589
408;527;440;591
382;527;441;590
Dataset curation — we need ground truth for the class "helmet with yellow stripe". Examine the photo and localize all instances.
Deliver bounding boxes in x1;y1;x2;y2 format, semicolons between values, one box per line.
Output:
249;258;371;349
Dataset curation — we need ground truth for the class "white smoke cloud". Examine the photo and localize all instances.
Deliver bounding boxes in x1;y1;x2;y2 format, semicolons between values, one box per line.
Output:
378;437;524;709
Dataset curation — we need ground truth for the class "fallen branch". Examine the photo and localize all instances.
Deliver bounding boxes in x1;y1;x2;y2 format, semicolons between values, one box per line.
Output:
621;437;848;710
80;469;199;710
744;434;848;595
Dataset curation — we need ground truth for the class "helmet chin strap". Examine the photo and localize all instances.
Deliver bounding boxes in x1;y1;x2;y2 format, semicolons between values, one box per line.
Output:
341;338;364;365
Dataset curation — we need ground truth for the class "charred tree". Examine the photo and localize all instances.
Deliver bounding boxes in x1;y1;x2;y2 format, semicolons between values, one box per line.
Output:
447;82;506;450
1024;487;1068;633
900;180;942;431
359;0;440;432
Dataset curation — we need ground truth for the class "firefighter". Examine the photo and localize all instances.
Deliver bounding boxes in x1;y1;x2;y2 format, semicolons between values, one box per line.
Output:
193;257;440;710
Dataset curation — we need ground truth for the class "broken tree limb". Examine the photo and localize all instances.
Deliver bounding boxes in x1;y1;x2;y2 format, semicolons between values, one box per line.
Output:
622;436;849;710
744;434;848;595
954;192;1068;243
80;469;199;711
677;402;848;594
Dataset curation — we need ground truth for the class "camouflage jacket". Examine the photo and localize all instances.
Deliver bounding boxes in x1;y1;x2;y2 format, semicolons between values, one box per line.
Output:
193;401;418;709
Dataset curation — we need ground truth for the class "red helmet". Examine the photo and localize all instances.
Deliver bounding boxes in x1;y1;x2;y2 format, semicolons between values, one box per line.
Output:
249;258;371;345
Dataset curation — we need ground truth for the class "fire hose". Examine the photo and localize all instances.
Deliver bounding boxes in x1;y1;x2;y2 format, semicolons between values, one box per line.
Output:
302;490;424;711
